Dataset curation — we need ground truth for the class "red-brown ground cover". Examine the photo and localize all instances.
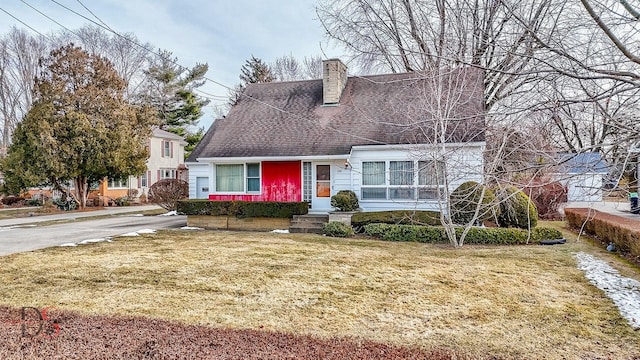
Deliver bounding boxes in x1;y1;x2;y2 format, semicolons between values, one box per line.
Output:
0;306;483;360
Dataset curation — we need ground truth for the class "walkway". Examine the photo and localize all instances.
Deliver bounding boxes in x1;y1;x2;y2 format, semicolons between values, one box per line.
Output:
562;201;640;222
0;204;163;228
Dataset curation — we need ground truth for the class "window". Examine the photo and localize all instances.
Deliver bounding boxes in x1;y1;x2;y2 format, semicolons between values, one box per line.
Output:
216;164;244;192
361;160;445;201
160;168;176;180
162;140;172;158
362;161;386;199
246;163;260;192
389;161;415;200
418;161;446;200
215;163;261;193
140;172;148;187
108;178;128;188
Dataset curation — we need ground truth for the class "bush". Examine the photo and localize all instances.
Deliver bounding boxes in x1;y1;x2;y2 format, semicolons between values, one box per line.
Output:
524;180;567;220
565;208;640;260
322;221;354;237
495;186;538;229
351;210;441;230
53;197;77;211
114;197;131;206
363;223;561;245
330;190;359;211
26;198;42;206
1;196;25;206
149;179;189;211
176;200;309;218
450;181;499;225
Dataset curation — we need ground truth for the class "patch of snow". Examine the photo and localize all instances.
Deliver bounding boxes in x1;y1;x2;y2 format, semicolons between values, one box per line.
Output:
180;226;204;230
78;238;110;245
119;232;140;237
270;229;290;234
575;252;640;329
158;210;178;216
129;214;144;217
137;229;156;234
59;243;77;247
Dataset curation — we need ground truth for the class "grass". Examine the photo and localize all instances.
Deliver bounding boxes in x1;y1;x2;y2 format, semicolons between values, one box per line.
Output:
1;229;639;359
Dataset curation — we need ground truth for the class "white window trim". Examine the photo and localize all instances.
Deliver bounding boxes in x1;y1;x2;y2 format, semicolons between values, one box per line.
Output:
360;160;445;201
214;163;262;194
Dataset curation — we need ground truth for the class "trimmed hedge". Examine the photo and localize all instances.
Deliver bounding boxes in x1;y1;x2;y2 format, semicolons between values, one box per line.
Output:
495;186;538;229
323;221;354;237
351;210;441;229
330;190;359;211
177;200;309;218
565;208;640;259
450;181;498;225
363;223;562;245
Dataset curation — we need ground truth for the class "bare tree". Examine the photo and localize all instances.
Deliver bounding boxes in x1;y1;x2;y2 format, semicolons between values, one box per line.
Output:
0;27;47;148
271;54;324;81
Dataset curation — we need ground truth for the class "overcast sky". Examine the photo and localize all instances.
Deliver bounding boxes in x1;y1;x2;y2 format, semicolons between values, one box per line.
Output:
0;0;338;129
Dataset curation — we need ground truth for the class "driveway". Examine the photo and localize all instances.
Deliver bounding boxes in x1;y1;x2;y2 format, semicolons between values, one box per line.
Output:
0;206;186;256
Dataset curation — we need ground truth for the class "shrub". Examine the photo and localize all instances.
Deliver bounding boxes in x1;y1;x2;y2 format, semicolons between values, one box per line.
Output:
495;186;538;229
53;197;77;211
363;223;561;245
1;196;25;206
176;200;309;218
351;210;441;230
149;179;189;211
127;189;139;199
26;198;42;207
565;208;640;259
330;190;359;211
450;181;499;225
114;197;131;206
524;180;567;220
322;221;354;237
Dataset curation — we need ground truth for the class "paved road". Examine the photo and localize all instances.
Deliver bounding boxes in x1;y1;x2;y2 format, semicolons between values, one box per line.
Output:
0;212;186;256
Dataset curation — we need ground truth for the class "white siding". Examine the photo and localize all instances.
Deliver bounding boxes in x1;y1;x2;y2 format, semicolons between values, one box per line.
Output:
187;163;211;199
348;144;484;212
562;174;603;202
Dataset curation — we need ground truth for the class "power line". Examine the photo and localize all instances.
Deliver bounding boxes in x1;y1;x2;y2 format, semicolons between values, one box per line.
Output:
75;0;113;32
23;0;382;143
0;6;51;40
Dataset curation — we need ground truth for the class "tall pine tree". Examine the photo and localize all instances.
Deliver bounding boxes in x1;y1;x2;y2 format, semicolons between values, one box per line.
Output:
141;50;210;156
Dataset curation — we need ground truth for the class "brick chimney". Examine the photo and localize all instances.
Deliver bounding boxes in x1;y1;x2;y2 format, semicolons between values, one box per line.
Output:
322;59;347;105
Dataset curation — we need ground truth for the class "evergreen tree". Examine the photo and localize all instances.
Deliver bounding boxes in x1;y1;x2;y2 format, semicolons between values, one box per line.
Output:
0;45;157;208
228;55;274;107
141;50;210;155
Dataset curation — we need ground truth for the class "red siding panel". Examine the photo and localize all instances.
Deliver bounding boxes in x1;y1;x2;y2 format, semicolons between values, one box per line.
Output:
209;161;301;202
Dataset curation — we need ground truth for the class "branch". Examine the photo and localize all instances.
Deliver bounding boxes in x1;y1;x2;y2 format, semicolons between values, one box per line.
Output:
580;0;640;65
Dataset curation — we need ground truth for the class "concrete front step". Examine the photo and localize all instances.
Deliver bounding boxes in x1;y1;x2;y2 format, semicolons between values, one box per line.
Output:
289;214;329;234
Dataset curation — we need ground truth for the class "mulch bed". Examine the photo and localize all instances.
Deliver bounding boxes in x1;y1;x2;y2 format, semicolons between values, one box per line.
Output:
0;306;481;360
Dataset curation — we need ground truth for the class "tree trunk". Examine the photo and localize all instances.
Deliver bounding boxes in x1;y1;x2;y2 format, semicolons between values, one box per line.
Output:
73;176;89;209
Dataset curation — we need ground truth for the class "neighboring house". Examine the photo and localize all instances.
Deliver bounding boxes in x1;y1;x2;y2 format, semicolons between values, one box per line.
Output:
187;59;486;212
555;152;609;202
98;128;187;202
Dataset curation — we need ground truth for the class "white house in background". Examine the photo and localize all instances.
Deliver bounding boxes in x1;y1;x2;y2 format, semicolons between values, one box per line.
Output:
556;152;609;202
186;59;486;213
98;128;187;202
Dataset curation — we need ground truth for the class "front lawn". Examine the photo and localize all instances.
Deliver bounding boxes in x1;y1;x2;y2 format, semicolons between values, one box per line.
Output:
0;230;638;359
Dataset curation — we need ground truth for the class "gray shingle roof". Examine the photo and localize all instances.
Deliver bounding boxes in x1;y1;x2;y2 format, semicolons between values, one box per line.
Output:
188;68;485;161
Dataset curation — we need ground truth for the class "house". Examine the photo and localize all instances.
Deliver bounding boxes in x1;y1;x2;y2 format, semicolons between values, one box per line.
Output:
555;152;609;202
96;128;187;203
187;59;486;212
